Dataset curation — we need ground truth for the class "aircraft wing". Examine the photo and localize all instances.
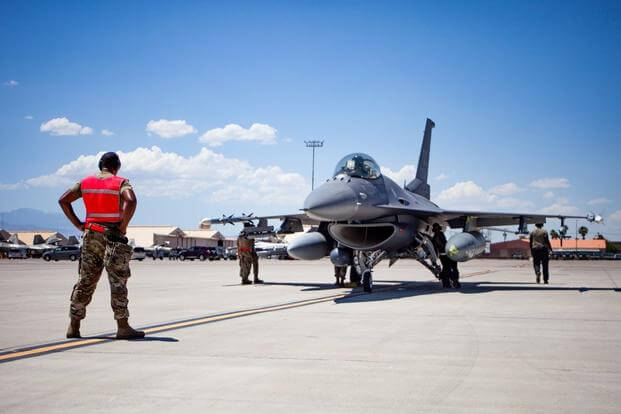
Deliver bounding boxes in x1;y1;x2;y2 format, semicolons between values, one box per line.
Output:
438;210;601;229
374;204;600;229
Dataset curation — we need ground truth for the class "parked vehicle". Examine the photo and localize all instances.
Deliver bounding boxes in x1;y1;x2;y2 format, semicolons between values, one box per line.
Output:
223;247;237;260
168;248;182;260
177;246;217;261
43;246;81;262
131;247;146;261
8;247;28;259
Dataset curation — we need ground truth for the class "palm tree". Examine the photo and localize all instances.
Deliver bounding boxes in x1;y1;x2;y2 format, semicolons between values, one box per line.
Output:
578;226;589;240
550;229;560;239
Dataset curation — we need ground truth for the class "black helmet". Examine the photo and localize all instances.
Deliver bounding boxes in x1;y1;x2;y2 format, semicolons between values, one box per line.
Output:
98;152;121;172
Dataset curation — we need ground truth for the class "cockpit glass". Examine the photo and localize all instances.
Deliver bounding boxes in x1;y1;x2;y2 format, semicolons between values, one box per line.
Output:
333;153;382;179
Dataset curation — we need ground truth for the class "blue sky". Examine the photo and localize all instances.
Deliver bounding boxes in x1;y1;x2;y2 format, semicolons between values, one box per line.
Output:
1;1;620;238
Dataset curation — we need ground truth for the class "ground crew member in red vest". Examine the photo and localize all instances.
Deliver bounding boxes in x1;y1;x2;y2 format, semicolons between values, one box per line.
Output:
237;224;263;284
58;152;144;340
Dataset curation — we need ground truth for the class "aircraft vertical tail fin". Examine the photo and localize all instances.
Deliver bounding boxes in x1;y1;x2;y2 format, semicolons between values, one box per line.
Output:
405;118;435;199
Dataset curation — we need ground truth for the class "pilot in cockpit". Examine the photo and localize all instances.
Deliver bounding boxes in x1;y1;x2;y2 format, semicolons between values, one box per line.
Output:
334;153;381;180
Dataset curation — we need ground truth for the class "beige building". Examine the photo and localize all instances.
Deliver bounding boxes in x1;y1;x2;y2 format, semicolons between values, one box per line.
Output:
11;231;66;245
125;226;235;249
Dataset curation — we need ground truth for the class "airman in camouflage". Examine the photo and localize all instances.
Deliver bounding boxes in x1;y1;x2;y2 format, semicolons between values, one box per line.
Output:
59;152;144;340
237;229;263;284
334;266;347;287
70;229;133;321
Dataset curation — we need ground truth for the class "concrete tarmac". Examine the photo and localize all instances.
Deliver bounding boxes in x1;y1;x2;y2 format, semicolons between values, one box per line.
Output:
1;258;620;413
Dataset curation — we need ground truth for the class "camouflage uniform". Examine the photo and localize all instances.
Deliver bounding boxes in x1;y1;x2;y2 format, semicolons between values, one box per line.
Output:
237;235;255;282
68;168;135;320
334;266;347;286
69;228;133;321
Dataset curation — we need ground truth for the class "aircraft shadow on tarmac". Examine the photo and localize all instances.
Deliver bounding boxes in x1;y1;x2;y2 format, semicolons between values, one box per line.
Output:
334;281;620;304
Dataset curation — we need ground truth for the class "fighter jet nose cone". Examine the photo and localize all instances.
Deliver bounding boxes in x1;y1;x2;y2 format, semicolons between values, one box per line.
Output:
304;182;358;221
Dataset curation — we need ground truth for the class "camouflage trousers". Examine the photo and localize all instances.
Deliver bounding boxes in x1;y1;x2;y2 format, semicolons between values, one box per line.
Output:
334;266;347;283
69;230;133;320
239;252;259;281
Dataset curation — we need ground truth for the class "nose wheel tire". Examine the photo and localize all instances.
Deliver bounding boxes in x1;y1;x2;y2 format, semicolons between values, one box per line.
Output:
362;270;373;293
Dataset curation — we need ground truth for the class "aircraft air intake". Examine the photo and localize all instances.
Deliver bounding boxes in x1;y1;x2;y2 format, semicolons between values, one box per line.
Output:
328;222;415;251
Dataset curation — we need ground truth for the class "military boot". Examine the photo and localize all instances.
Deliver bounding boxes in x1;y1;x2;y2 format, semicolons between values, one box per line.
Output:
66;318;81;339
116;318;145;340
253;278;264;284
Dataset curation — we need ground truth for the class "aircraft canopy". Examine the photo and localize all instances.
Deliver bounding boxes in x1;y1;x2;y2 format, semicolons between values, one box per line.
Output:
333;153;381;180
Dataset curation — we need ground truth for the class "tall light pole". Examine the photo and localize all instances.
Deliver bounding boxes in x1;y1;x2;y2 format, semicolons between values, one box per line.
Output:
305;140;324;190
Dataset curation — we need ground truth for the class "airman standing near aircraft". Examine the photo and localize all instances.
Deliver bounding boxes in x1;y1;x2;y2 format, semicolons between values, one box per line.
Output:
237;226;263;284
58;152;144;340
530;223;553;284
432;223;461;288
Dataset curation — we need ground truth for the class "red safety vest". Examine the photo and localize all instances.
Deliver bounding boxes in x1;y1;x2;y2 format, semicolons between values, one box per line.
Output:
81;175;126;224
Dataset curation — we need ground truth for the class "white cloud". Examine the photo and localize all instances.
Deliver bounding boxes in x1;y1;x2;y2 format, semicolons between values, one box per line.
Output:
609;210;621;223
40;117;93;136
436;181;496;206
530;177;570;189
435;180;533;210
101;129;115;136
495;197;535;209
489;182;521;196
3;80;18;87
435;173;449;181
0;182;26;190
587;197;611;206
543;191;555;199
539;197;582;215
381;165;416;186
146;119;197;139
5;146;308;205
24;115;34;120
199;123;277;147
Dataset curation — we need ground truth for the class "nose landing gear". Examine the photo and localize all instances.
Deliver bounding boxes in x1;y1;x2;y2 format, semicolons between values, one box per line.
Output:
354;250;386;293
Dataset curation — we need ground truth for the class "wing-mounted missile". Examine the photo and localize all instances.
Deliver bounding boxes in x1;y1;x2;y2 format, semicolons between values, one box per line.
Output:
446;231;486;262
200;213;255;227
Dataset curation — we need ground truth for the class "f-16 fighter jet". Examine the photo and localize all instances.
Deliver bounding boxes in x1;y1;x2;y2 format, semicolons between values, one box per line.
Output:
202;119;601;292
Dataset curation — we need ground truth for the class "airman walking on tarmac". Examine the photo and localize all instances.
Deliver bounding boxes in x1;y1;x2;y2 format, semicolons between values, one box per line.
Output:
530;223;553;284
58;152;144;340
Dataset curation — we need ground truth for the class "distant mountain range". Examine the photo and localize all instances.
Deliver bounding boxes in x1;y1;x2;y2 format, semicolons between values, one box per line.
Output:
0;208;79;236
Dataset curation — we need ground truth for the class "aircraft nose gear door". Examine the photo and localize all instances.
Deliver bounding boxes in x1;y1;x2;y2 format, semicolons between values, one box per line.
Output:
354;250;387;293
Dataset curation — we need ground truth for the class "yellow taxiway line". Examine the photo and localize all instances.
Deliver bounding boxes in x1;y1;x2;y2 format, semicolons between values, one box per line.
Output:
0;270;493;363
